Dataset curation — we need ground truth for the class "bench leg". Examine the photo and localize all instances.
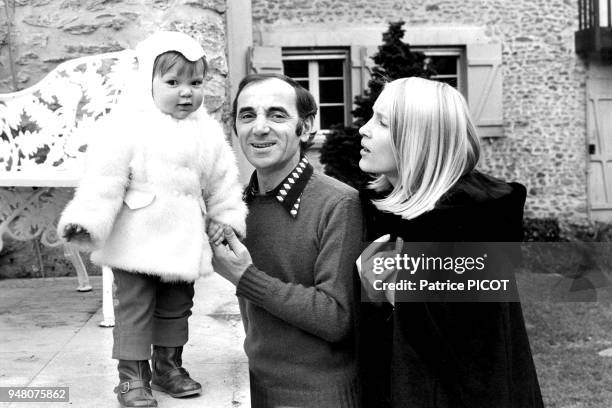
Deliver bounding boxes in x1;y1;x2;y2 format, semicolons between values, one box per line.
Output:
63;244;92;292
99;266;115;327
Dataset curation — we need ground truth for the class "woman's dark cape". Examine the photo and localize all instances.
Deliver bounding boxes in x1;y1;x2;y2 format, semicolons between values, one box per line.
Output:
359;171;544;408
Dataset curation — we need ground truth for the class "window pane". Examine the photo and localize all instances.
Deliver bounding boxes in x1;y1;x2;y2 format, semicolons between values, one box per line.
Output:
298;80;309;90
319;79;344;103
283;60;308;78
318;59;344;77
320;106;345;129
427;56;457;76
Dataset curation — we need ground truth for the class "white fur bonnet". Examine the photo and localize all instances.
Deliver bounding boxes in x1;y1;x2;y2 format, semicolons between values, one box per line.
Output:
123;31;207;111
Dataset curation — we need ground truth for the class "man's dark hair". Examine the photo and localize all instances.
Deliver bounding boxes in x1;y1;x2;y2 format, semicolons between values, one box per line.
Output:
152;51;208;79
231;73;318;151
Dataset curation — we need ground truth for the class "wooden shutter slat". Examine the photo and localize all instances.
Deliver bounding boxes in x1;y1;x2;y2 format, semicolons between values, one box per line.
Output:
467;43;504;137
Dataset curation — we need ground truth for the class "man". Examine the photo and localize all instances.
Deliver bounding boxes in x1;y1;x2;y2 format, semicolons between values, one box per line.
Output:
209;73;363;407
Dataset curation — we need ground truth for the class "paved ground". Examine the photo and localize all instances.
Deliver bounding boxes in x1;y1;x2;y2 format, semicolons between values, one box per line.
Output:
5;270;611;408
0;275;249;408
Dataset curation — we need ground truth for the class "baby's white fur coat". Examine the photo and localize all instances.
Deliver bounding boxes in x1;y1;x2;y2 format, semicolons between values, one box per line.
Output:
58;33;247;282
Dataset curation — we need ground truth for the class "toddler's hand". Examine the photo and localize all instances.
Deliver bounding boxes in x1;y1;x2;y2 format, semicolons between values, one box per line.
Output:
63;224;91;242
207;219;225;246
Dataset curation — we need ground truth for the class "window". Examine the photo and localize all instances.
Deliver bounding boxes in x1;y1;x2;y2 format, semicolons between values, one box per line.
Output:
282;49;350;142
280;47;466;141
417;47;467;96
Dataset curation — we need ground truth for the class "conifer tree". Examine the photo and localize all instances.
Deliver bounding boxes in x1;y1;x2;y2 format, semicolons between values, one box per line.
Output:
319;21;433;189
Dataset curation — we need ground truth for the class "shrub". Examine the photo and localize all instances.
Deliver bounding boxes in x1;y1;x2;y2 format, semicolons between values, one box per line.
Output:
523;217;564;242
319;21;434;189
521;218;612;283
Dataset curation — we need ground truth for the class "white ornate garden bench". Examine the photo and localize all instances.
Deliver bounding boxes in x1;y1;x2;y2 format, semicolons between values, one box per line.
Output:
0;50;139;327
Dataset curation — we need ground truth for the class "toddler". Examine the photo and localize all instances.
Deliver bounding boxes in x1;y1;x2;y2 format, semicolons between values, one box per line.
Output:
58;31;246;408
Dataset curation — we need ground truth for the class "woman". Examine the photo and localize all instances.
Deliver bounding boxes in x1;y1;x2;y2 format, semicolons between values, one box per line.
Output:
358;77;543;408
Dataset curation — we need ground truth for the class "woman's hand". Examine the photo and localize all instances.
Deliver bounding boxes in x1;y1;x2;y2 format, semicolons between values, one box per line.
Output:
357;235;403;305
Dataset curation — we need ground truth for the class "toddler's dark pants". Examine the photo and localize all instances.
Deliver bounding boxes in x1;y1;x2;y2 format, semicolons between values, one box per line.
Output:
111;268;195;360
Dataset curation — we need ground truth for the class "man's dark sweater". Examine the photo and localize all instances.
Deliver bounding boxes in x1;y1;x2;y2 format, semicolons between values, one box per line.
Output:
237;169;363;407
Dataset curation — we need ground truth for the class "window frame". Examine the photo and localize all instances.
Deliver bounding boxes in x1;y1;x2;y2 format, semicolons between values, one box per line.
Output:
413;46;467;97
282;48;352;145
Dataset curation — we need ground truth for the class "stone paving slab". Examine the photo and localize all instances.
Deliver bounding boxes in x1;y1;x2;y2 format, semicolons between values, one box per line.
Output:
0;275;249;408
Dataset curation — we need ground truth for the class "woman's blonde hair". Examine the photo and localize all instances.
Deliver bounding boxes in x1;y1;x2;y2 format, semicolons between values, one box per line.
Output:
370;77;480;219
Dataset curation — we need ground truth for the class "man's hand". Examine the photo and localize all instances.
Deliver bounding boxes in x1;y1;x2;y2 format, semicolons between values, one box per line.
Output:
211;225;253;286
63;223;91;243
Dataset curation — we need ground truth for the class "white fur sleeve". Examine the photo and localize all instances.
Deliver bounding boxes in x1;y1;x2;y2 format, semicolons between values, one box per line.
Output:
57;121;132;251
201;119;247;238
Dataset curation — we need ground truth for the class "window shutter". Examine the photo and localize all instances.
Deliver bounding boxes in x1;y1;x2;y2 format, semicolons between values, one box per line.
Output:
248;46;283;74
350;46;364;100
350;46;378;107
466;43;503;137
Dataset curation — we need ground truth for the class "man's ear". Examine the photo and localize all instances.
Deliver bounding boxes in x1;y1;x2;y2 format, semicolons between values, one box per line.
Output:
298;116;315;142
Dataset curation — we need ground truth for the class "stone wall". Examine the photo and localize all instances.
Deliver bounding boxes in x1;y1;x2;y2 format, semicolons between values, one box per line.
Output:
252;0;588;222
0;0;229;119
